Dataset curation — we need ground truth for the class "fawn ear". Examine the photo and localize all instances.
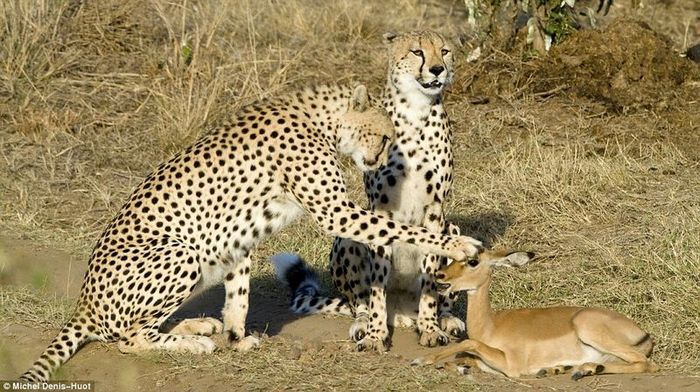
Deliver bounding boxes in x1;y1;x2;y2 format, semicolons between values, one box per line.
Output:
350;85;369;112
490;251;534;268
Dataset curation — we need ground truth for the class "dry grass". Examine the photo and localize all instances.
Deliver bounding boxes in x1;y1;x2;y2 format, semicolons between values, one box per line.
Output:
1;0;699;387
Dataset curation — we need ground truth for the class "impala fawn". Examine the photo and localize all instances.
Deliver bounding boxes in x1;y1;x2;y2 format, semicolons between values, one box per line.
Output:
412;249;659;380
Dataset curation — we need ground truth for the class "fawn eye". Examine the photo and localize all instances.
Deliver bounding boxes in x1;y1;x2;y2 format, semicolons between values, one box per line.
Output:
467;259;479;267
411;49;423;56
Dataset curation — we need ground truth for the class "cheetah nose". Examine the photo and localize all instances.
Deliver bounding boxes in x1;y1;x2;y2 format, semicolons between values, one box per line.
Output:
435;272;446;280
429;65;445;76
363;158;377;167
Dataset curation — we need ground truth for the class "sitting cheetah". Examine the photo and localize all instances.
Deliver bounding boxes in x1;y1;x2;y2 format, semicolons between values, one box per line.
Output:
19;84;482;382
274;31;469;351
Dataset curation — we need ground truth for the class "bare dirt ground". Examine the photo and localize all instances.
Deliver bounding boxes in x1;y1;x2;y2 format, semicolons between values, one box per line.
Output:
1;239;698;391
1;0;699;391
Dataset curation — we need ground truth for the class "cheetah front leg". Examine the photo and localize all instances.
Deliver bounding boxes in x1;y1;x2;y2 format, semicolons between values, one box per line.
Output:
417;204;451;347
438;289;465;338
438;223;466;338
357;245;392;352
331;238;371;342
417;254;451;346
222;256;260;352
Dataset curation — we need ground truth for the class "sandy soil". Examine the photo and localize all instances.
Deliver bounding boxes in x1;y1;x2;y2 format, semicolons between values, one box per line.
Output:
1;238;698;391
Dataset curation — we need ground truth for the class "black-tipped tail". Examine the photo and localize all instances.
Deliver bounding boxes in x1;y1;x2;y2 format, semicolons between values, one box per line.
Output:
271;252;320;299
270;253;352;317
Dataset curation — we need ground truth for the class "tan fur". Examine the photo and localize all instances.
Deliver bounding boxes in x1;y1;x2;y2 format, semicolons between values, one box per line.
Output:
413;250;659;379
19;83;480;382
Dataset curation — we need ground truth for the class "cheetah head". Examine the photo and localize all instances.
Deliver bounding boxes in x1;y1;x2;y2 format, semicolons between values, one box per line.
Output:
338;85;395;172
383;30;455;98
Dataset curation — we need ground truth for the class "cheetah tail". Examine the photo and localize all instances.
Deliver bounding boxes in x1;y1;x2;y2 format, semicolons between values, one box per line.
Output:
18;315;94;382
270;253;352;317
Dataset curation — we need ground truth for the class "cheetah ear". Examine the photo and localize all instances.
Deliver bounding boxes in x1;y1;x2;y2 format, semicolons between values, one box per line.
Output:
383;32;398;45
350;85;369;112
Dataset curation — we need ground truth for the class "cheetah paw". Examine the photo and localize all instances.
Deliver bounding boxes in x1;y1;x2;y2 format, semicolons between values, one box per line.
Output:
349;316;369;342
392;313;416;329
419;329;450;347
169;317;224;336
233;335;261;352
355;336;388;352
174;335;217;354
439;314;465;338
449;236;483;261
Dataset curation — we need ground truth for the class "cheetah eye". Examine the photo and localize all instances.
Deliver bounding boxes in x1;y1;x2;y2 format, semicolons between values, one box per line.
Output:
411;49;423;57
381;135;390;143
441;48;450;56
466;259;479;267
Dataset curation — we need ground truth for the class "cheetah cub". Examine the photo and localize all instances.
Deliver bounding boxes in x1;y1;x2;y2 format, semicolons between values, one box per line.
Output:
20;84;482;382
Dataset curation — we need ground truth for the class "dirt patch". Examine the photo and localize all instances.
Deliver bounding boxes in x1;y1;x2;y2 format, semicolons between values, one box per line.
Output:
0;237;86;298
461;19;700;113
536;19;700;111
2;239;700;391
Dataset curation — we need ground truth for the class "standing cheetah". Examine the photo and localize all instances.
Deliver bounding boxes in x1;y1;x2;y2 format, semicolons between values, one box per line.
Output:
274;31;470;351
18;84;482;382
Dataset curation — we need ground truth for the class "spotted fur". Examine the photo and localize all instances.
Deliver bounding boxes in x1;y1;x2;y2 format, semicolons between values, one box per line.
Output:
18;84;481;382
278;31;477;351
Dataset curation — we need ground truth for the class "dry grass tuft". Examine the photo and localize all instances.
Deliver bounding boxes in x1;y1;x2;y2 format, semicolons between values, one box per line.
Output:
1;0;699;387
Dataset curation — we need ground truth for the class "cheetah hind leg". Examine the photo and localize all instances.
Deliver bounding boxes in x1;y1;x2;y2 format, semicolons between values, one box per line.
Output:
118;327;216;355
120;312;216;355
167;317;224;336
118;242;216;355
120;315;217;355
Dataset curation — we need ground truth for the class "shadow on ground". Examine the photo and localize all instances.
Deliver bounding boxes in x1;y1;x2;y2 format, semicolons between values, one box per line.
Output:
171;279;300;337
449;210;514;248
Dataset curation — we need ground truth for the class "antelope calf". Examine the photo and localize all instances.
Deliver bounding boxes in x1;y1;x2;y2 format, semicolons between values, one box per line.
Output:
412;250;659;380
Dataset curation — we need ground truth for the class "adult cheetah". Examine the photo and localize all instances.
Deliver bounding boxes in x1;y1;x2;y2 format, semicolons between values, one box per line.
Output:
274;31;470;351
19;84;482;382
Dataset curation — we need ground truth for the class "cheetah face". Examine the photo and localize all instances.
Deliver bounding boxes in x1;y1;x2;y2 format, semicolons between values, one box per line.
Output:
338;86;395;172
348;115;394;172
383;31;454;97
